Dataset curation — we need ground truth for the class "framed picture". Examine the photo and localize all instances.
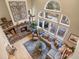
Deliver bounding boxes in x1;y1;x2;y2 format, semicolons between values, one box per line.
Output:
68;34;79;45
5;0;28;25
9;1;27;22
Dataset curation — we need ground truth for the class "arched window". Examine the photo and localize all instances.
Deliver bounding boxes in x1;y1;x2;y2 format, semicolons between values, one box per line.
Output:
60;15;70;27
44;0;61;12
37;0;70;44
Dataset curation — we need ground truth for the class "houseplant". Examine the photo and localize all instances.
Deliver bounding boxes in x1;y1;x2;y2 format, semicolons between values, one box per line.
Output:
31;21;37;29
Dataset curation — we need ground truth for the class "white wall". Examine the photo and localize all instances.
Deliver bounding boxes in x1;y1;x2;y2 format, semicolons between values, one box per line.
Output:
60;0;79;36
0;0;11;20
0;26;10;59
27;0;32;10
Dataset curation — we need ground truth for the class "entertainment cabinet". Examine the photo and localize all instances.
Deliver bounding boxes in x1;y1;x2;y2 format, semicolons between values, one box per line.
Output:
1;21;31;44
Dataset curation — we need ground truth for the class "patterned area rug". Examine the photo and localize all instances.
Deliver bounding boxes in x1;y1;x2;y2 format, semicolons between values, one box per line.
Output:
24;40;50;59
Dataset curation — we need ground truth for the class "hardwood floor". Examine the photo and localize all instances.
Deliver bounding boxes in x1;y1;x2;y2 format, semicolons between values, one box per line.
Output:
8;34;33;59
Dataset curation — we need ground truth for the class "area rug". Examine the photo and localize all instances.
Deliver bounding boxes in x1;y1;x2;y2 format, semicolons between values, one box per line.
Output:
24;40;50;59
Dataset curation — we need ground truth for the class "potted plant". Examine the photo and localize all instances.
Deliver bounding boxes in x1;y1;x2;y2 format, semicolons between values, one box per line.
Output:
31;21;37;29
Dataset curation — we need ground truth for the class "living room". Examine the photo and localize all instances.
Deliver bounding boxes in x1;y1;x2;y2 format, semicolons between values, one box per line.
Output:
0;0;79;59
